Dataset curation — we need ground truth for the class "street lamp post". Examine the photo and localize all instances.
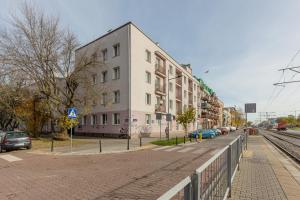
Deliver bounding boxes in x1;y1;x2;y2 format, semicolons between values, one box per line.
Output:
167;70;182;140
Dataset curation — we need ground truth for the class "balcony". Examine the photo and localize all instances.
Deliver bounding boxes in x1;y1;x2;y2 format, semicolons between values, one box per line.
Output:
155;104;166;113
155;84;166;95
176;102;182;114
155;64;166;77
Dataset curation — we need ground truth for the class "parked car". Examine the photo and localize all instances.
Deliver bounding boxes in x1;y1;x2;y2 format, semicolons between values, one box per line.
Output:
0;131;31;152
202;129;216;139
220;127;230;135
212;128;221;136
230;126;237;131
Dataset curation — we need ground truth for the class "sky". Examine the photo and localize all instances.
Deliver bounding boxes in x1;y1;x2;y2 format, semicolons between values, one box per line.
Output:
1;0;300;122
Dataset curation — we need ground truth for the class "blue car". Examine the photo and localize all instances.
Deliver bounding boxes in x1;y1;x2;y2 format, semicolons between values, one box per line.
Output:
201;129;216;139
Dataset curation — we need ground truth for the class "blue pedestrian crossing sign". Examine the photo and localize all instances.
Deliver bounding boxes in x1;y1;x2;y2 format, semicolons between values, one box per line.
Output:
67;108;77;119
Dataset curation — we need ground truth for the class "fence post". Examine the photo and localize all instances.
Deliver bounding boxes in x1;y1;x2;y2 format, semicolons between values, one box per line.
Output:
184;182;192;200
227;144;232;198
237;137;240;171
99;139;102;153
139;136;142;147
127;137;130;150
176;136;178;146
184;136;186;144
191;172;200;200
51;138;54;152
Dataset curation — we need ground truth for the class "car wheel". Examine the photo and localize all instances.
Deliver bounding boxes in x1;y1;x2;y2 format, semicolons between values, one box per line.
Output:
26;145;32;150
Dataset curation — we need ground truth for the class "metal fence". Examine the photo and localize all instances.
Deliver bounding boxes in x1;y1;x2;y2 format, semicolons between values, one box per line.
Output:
157;135;244;200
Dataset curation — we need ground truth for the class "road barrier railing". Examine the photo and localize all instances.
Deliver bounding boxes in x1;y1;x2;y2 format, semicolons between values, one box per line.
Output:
157;135;243;200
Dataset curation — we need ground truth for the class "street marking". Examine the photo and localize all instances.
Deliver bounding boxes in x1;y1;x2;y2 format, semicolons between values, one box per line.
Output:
192;149;207;154
0;154;23;162
210;149;221;156
165;147;182;152
152;146;171;151
178;147;195;153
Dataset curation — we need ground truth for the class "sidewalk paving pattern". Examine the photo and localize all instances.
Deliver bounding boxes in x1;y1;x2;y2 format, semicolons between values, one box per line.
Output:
230;136;300;200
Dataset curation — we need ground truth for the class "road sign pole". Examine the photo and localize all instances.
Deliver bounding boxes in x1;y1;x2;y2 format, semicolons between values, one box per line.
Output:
71;126;73;153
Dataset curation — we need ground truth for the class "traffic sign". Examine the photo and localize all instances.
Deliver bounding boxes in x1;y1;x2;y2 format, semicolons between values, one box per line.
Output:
67;108;77;119
245;103;256;113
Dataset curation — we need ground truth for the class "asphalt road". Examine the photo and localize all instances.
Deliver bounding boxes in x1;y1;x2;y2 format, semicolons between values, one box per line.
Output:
0;132;241;200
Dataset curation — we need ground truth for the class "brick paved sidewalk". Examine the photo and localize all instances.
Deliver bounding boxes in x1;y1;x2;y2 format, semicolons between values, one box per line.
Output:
230;136;300;200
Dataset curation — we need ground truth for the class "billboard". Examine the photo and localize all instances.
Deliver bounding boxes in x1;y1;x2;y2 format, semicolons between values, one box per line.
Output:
245;103;256;113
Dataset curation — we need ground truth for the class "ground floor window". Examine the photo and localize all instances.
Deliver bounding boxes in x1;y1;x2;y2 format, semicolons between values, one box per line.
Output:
100;114;107;125
145;114;151;125
112;113;120;125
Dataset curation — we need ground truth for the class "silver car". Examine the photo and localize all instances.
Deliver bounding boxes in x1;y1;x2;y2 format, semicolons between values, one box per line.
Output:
0;131;32;152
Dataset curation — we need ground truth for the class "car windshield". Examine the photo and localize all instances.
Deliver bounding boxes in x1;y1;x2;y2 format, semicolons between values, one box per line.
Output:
6;132;28;139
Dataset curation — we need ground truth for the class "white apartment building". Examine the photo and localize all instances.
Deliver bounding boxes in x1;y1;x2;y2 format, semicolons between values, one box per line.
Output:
75;22;206;138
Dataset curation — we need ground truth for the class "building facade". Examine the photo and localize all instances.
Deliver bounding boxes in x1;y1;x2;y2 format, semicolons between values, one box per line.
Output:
75;22;223;138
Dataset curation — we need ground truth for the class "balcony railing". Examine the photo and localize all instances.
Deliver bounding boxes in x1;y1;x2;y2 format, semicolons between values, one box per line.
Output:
155;64;166;76
155;84;166;94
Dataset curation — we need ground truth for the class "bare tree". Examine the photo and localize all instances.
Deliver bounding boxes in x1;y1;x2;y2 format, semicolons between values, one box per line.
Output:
0;3;105;138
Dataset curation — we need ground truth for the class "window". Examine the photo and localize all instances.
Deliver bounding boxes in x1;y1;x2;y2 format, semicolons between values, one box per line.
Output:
113;90;120;104
113;43;120;57
146;93;151;105
101;71;107;83
184;90;187;98
146;114;151;125
100;114;107;125
194;84;196;91
92;74;97;85
91;114;97;125
184;105;187;112
112;113;120;125
102;49;107;61
194;96;196;102
146;71;151;84
145;50;151;63
82;116;87;125
169;82;173;92
101;93;107;105
184;76;186;84
112;67;120;80
169;100;173;110
169;65;173;75
155;57;161;69
92;99;97;106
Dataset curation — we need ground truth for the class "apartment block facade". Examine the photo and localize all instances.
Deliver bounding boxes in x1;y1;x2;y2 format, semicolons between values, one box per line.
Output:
75;22;223;138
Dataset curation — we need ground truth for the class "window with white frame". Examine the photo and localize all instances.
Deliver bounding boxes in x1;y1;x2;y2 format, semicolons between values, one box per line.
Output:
146;71;151;84
112;67;120;80
102;49;107;61
91;114;97;125
169;65;173;75
145;114;151;125
146;93;151;105
184;90;187;98
169;82;173;92
169;100;173;110
112;113;120;125
113;90;120;104
145;50;151;63
194;84;196;91
101;93;107;105
184;76;186;84
100;114;107;125
194;96;196;102
101;71;107;83
113;43;120;57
